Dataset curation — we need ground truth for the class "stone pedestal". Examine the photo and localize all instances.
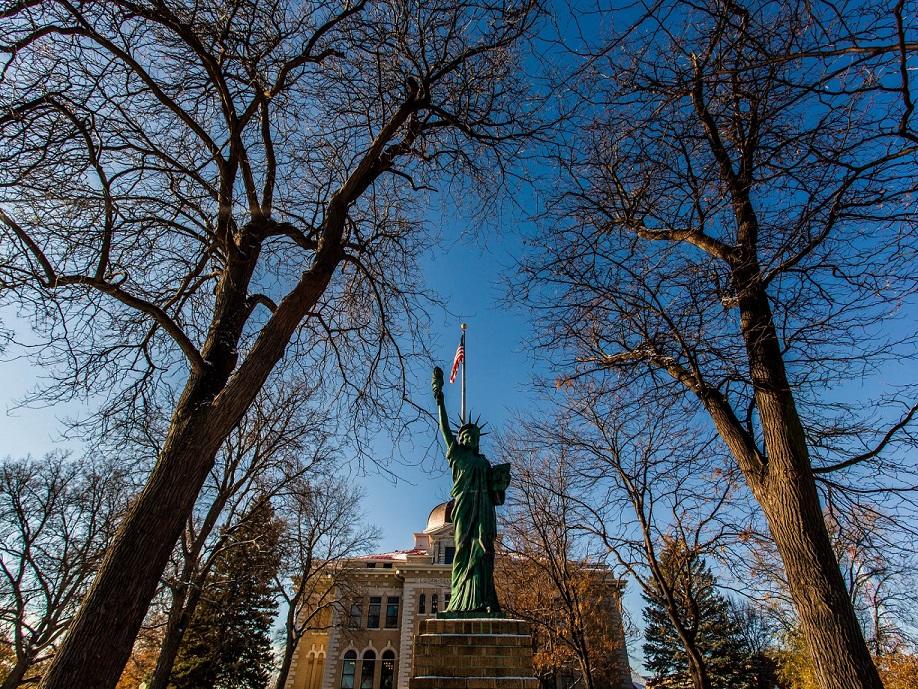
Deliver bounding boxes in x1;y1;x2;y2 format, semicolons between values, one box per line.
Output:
408;617;539;689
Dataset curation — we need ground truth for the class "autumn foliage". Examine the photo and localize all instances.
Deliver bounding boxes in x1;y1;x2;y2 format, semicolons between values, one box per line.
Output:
778;631;918;689
496;552;628;688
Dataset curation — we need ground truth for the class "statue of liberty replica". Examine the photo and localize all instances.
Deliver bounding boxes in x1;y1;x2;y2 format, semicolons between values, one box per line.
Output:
407;326;538;689
431;326;511;617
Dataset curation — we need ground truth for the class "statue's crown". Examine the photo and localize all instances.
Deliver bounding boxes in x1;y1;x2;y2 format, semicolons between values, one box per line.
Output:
457;414;488;435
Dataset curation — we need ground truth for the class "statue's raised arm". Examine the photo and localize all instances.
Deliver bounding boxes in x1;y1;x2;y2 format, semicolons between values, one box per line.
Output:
430;364;503;615
432;367;454;448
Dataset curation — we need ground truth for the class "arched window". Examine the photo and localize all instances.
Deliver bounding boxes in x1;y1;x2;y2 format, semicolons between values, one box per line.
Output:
341;650;357;689
381;650;396;689
360;649;376;689
431;593;438;614
418;593;426;614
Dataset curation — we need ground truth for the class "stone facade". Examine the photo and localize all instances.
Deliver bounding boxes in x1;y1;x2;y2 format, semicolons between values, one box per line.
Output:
283;504;632;689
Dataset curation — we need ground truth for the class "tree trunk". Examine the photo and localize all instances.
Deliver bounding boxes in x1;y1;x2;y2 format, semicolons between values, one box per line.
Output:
37;220;343;689
679;634;712;689
1;655;31;689
733;273;883;689
147;586;187;689
755;466;881;689
274;633;298;689
571;629;595;689
651;578;711;689
687;654;710;689
148;582;206;689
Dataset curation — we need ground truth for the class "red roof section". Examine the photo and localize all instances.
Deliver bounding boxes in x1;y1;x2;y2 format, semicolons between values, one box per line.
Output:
355;547;429;561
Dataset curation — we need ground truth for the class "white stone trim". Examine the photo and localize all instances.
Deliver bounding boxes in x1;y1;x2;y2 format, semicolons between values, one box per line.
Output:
396;578;422;689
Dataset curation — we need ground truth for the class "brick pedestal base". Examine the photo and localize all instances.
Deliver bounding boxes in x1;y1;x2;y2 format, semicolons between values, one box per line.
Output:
408;617;539;689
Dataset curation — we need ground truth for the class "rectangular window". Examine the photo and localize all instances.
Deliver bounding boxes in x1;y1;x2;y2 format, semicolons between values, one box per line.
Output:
367;596;381;628
418;593;426;614
385;596;400;628
444;546;455;565
348;601;362;629
444;591;451;609
431;593;438;614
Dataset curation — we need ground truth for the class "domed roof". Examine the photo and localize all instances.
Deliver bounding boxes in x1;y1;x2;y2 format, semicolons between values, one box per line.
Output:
425;500;452;532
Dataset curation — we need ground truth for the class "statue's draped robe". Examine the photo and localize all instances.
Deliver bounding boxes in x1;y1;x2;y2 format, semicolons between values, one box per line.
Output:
445;442;500;612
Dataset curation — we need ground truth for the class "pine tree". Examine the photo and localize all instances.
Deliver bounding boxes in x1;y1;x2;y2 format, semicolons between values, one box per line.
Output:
169;499;282;689
642;538;752;689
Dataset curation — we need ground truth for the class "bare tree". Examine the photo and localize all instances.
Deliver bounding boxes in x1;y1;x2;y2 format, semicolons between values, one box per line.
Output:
521;0;917;686
272;476;379;689
746;503;918;656
497;441;614;689
149;379;332;689
516;400;754;689
0;1;542;686
0;454;130;689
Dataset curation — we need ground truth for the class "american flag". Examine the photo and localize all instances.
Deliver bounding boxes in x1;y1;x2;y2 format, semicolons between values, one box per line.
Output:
449;336;465;384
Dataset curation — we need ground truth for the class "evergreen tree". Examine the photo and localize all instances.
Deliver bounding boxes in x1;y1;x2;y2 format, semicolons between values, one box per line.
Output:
169;499;282;689
642;538;752;689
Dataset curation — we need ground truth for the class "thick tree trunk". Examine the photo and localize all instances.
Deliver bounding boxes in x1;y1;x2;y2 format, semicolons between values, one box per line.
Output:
755;462;881;689
733;272;883;689
36;398;227;689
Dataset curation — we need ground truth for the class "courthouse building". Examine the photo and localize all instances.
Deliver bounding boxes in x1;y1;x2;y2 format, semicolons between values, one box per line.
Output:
283;502;632;689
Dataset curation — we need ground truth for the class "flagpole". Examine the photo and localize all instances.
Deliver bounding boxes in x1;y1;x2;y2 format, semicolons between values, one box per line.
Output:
460;322;467;423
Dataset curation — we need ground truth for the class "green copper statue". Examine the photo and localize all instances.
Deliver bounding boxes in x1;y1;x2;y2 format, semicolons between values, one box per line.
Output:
432;366;511;616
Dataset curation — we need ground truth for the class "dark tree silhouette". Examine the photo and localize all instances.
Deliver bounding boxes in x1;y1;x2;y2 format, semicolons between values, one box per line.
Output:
0;1;542;686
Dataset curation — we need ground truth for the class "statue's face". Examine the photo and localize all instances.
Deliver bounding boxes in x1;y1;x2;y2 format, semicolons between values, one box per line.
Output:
457;425;480;450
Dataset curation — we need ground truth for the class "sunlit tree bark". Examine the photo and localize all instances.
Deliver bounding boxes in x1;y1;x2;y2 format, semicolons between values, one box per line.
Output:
522;0;917;686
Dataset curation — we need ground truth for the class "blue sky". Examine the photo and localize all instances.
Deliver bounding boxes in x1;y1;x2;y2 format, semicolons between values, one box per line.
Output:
351;198;548;553
2;4;913;675
0;213;544;545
